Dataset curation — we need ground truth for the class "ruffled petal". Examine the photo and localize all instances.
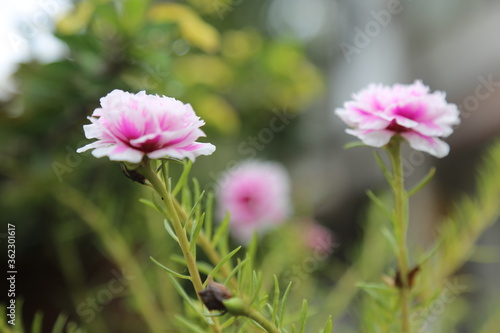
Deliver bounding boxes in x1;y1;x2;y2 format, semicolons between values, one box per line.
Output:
401;132;450;158
107;145;144;163
82;122;102;139
147;142;216;161
346;129;394;147
76;140;110;153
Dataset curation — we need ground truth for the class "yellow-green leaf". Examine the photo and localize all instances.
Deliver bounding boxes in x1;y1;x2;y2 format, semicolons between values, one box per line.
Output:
56;2;94;35
148;3;220;53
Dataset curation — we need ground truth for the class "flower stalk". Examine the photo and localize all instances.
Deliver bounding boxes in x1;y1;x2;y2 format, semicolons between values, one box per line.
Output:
222;298;281;333
146;160;281;333
140;160;222;332
386;139;411;333
141;161;204;293
244;307;281;333
171;198;239;290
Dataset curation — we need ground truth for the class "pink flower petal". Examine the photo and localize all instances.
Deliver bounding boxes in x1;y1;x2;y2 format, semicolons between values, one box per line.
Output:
147;143;216;161
107;145;144;163
401;132;450;158
346;129;393;147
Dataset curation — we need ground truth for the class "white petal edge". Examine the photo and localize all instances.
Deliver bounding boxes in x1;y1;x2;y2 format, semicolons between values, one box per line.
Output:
401;132;450;158
346;129;393;148
108;146;144;163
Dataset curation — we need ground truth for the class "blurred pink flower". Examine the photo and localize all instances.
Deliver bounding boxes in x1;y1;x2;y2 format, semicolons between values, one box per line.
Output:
335;80;460;158
77;90;215;163
303;223;334;257
217;160;292;242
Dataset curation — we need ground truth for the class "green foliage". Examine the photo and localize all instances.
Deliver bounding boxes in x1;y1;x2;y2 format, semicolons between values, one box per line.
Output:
333;140;500;332
142;160;332;332
416;139;500;309
408;167;436;197
0;301;85;333
4;0;500;332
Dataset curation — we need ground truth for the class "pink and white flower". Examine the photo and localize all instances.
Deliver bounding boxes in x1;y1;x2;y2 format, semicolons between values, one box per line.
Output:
335;81;460;158
77;90;215;163
217;160;292;242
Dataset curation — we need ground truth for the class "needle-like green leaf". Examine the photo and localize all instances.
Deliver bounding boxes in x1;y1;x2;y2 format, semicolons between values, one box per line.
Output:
138;198;159;212
172;160;192;197
375;151;394;187
366;190;391;219
212;212;230;248
418;238;443;266
206;246;242;284
150;256;191;280
192;178;202;222
163;219;179;243
322;316;333;333
51;313;68;333
205;192;214;240
174;315;206;333
220;317;236;329
31;312;43;333
356;282;396;292
343;141;368;149
168;276;207;322
250;271;263;305
224;258;248;285
381;227;398;256
181;184;192;210
408;167;436;197
299;300;308;333
152;192;169;218
190;213;205;255
278;282;293;328
272;275;280;325
160;160;169;189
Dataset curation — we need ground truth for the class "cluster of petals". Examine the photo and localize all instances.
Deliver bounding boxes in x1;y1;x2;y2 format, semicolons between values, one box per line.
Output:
217;160;292;242
335;80;460;158
77;90;215;163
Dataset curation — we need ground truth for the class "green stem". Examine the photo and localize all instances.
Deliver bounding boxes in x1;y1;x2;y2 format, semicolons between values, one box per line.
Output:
244;308;281;333
142;162;204;291
144;161;279;332
387;140;411;333
225;298;281;333
171;199;238;290
140;161;221;332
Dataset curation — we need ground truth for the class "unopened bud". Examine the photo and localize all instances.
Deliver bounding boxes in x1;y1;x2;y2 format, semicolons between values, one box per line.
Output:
121;163;146;184
198;281;233;312
394;265;420;289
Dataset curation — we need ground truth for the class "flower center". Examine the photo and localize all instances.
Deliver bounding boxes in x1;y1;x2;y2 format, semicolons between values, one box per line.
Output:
240;195;255;206
386;119;409;133
126;136;161;153
138;140;160;153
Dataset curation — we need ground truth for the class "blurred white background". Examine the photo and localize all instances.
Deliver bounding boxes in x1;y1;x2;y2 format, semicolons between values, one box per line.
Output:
0;0;71;99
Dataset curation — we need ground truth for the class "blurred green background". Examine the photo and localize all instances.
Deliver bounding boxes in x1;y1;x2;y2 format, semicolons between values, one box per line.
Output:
0;0;325;331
